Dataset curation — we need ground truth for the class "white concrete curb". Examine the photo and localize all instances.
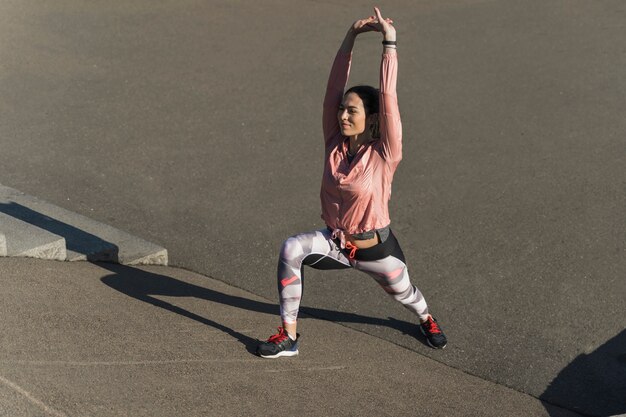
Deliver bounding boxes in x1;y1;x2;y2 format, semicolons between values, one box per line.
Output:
0;184;167;265
0;233;6;257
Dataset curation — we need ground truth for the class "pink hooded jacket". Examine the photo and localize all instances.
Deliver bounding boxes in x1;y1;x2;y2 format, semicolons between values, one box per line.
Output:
320;51;402;243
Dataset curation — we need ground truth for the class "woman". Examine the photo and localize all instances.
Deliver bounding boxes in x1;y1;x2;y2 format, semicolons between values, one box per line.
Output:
257;7;447;358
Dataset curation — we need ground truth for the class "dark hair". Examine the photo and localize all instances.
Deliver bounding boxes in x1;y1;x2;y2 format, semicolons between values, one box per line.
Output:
345;85;380;116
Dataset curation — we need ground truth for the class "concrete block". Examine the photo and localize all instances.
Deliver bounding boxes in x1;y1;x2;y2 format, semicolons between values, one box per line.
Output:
0;212;67;260
0;233;6;257
0;184;167;265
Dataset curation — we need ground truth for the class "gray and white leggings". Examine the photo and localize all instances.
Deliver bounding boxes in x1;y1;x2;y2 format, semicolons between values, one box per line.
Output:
278;228;429;324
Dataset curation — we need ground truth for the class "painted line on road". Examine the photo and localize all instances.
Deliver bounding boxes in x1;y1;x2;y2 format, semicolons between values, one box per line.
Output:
0;374;68;417
2;359;262;367
3;360;347;373
264;365;347;373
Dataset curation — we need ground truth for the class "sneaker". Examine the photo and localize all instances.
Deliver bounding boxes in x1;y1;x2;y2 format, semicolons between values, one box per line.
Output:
257;327;299;358
420;316;447;349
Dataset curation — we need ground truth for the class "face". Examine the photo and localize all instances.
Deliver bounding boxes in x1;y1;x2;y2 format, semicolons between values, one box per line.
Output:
338;92;368;137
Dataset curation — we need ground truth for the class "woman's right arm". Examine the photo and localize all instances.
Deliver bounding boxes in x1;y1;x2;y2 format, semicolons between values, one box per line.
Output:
322;31;355;146
323;18;379;146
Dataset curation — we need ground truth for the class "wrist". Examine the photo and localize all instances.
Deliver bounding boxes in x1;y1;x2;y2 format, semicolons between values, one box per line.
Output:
383;31;396;42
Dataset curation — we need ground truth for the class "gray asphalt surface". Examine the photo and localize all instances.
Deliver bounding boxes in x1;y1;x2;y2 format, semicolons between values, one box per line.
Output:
0;258;580;417
1;1;625;416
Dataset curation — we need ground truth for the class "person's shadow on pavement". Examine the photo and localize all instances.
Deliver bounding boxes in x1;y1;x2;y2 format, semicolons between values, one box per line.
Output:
97;262;427;355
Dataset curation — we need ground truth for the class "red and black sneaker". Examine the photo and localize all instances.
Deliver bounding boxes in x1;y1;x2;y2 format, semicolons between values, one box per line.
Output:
420;316;447;349
257;327;299;358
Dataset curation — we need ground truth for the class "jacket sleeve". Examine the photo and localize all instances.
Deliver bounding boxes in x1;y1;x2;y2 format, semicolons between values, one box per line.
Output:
323;51;352;146
378;52;402;162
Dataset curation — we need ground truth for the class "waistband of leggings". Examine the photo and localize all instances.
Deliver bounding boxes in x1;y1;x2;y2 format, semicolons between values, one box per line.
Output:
331;229;399;261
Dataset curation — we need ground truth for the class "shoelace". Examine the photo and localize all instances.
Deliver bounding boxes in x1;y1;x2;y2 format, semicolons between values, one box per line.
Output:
424;318;442;334
267;327;289;344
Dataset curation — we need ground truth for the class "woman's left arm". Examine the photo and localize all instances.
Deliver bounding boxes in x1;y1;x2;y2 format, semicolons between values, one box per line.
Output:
374;7;402;163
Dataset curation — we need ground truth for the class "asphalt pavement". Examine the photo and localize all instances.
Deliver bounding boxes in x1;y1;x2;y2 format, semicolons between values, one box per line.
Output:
1;0;625;416
0;257;581;417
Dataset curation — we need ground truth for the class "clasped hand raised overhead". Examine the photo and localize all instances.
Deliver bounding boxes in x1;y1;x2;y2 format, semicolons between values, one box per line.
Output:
349;6;396;42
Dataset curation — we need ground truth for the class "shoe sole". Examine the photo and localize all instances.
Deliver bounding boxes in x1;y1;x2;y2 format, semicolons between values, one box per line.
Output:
259;349;299;359
420;328;447;349
426;340;447;349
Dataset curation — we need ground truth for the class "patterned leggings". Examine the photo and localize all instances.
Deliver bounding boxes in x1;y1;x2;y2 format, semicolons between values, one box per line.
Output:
278;228;429;324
